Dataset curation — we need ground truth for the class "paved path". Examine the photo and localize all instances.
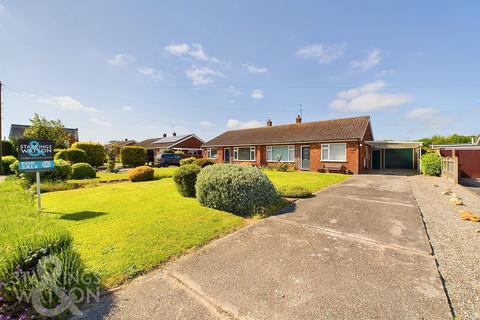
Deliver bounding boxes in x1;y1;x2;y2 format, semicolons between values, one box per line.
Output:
79;175;452;319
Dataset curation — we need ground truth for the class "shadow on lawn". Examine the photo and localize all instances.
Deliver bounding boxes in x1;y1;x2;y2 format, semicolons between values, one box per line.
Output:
58;211;109;221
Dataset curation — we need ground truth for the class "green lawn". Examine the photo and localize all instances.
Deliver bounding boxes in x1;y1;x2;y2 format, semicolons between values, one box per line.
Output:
264;171;349;192
68;167;177;184
43;170;348;287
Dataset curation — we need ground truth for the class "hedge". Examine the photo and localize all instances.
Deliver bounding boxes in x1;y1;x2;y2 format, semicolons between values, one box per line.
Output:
71;142;105;166
173;164;201;197
120;146;146;167
1;140;14;156
71;163;96;179
1;155;17;175
128;166;154;182
180;157;196;166
421;152;442;176
196;164;280;216
54;148;87;163
193;159;215;168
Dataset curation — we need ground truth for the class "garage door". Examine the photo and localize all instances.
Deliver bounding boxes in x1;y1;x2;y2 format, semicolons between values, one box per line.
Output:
385;149;413;169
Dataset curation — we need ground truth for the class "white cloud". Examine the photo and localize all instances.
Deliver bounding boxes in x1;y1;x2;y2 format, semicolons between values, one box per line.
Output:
297;43;346;63
122;105;134;112
242;64;268;74
351;49;382;71
164;42;224;65
200;121;215;128
226;119;263;130
329;80;413;112
185;66;225;85
107;54;133;66
251;89;264;99
37;96;100;114
138;67;161;81
405;107;451;129
90;117;112;127
226;85;244;96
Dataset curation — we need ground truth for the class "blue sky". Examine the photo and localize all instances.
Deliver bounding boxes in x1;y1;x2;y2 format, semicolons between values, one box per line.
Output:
1;0;479;143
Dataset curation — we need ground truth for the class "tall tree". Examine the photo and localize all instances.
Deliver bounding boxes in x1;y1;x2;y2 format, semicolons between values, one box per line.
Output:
23;114;70;148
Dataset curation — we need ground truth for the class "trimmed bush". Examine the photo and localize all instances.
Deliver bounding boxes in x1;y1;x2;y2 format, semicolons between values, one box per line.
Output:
278;185;312;198
193;158;215;168
173;164;201;197
71;162;96;179
128;165;154;182
1;155;17;175
180;157;197;166
54;148;87;163
71;142;105;166
120;146;147;167
196;164;280;216
266;163;289;172
421;152;441;176
1;140;14;156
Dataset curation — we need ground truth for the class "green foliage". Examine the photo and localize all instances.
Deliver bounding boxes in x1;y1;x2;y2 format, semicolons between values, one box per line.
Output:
266;163;290;171
0;180;97;318
196;164;280;216
421;152;442;176
174;150;184;155
417;134;475;150
173;164;201;197
1;140;15;156
128;166;155;182
22;113;71;148
71;142;105;166
105;143;121;162
278;185;312;198
1;155;17;175
54;148;87;163
11;159;72;182
180;157;196;166
120;146;146;167
193;158;215;168
30;180;76;193
71;163;96;179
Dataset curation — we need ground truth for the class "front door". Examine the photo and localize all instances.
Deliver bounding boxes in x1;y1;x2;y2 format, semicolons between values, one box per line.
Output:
224;148;230;163
372;150;381;170
301;146;310;170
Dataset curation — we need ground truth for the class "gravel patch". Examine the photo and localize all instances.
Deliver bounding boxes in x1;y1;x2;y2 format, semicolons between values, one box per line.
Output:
409;175;480;320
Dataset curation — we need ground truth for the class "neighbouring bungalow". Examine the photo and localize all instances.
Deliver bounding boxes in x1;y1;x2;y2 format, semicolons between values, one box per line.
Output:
135;133;204;158
432;136;480;178
105;139;137;148
9;124;79;146
202;115;422;174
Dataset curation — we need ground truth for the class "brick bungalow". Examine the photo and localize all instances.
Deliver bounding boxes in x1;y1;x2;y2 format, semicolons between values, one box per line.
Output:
202;115;374;174
135;133;204;158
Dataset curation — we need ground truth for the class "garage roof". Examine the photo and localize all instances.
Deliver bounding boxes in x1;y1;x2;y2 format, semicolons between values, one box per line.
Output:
366;141;423;149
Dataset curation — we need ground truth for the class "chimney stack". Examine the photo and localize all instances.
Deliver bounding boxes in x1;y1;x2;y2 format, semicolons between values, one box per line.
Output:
295;115;302;124
163;133;167;138
266;119;272;127
173;132;177;137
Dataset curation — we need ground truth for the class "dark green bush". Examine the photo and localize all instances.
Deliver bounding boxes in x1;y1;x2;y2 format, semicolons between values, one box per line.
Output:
54;148;87;163
193;158;215;168
70;163;96;179
71;142;105;166
180;157;197;166
278;185;312;198
120;146;146;167
196;164;280;216
421;152;442;176
173;164;201;197
128;165;154;182
1;140;15;156
1;155;17;175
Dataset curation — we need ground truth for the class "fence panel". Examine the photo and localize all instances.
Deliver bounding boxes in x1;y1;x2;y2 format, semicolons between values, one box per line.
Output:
441;157;458;184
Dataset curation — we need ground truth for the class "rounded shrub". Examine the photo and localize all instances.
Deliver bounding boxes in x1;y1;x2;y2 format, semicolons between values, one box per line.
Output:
1;140;15;156
71;142;105;166
120;146;147;167
196;164;280;216
54;148;87;163
193;158;215;168
421;152;441;176
173;164;201;197
1;155;17;175
71;163;96;180
278;185;312;198
128;165;154;182
180;156;197;166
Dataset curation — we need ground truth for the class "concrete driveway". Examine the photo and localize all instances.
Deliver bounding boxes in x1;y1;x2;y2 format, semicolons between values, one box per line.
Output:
80;174;452;319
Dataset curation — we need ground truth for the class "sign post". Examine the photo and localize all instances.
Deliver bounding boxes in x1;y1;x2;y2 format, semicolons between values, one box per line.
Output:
17;139;55;211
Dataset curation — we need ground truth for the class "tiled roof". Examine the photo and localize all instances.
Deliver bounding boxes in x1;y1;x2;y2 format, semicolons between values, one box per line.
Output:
203;116;371;147
134;138;163;149
151;134;191;147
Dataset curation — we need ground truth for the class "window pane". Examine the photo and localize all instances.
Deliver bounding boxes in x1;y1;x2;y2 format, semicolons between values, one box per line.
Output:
272;146;289;162
288;147;294;161
238;147;251;160
330;144;346;161
210;149;217;158
250;147;255;160
267;147;272;161
321;145;329;160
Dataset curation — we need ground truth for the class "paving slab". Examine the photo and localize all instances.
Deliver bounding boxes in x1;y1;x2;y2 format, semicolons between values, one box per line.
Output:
168;219;450;319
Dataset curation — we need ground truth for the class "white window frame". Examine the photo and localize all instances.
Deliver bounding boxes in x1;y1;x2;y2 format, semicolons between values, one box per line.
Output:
233;146;256;161
321;143;347;162
266;145;295;162
207;148;217;159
